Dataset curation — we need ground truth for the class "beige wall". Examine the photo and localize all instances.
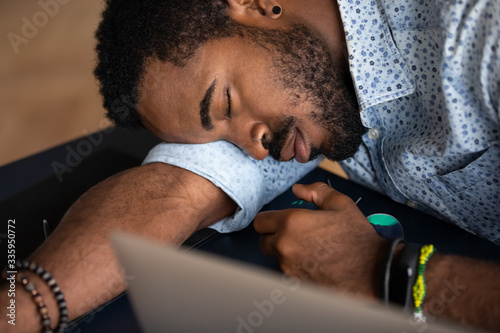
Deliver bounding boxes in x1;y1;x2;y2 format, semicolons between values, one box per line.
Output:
0;0;111;167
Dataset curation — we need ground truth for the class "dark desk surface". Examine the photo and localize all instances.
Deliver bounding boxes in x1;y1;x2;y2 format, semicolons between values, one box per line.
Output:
1;127;499;333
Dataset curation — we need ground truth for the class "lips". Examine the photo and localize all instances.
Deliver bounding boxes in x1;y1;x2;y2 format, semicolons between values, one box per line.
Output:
279;128;310;163
293;129;310;163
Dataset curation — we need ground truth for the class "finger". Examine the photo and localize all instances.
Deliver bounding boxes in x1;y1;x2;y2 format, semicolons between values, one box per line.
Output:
258;233;279;257
292;182;353;210
253;210;283;234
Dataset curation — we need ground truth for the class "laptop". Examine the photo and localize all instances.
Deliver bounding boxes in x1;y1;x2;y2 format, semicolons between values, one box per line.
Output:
111;232;471;333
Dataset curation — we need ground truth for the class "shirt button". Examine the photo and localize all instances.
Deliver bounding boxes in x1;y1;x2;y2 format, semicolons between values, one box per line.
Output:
367;128;380;140
406;200;419;209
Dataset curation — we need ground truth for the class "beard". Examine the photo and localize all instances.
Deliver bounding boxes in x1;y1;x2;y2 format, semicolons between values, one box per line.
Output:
251;24;364;162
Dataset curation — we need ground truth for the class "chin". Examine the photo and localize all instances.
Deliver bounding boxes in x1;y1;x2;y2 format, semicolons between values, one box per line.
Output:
319;135;363;162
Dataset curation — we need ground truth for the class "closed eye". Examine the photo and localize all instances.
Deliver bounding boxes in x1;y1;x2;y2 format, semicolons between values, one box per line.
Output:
225;86;231;119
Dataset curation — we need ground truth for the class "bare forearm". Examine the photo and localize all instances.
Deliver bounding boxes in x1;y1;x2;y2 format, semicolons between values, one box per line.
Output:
1;162;236;332
422;253;500;331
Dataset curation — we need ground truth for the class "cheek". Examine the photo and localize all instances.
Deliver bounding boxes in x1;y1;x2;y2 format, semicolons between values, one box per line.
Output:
158;125;223;144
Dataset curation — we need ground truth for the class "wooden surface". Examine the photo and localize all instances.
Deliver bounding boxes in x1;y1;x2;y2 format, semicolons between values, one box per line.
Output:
319;159;347;179
0;0;111;167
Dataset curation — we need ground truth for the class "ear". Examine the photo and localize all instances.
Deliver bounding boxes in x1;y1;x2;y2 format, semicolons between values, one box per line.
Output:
226;0;283;21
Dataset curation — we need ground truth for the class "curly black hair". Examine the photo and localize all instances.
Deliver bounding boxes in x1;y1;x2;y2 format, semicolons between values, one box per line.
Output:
94;0;235;128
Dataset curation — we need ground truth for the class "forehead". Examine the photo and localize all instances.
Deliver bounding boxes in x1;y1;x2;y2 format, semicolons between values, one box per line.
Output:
138;52;207;113
138;38;268;100
136;37;286;123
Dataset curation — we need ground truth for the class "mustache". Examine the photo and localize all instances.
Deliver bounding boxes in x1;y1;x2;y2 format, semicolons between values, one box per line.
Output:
262;116;296;161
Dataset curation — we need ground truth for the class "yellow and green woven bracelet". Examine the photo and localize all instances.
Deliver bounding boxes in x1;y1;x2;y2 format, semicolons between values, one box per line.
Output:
412;244;435;322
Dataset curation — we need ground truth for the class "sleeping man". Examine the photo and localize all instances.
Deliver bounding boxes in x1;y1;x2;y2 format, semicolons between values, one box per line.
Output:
1;0;499;331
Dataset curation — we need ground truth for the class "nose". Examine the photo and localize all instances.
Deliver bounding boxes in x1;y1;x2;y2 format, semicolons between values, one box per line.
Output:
237;122;271;160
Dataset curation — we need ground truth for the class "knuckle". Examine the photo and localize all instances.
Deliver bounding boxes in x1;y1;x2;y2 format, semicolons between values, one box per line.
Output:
258;236;271;254
310;182;330;193
275;238;293;257
275;238;296;260
278;211;297;226
329;192;354;207
253;212;273;231
337;194;354;205
279;214;303;233
314;182;330;189
253;218;263;232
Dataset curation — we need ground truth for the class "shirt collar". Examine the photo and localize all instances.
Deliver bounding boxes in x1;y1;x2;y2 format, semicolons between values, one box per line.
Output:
337;0;416;110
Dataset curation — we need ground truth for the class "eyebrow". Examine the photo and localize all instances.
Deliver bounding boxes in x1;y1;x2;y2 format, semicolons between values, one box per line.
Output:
199;79;217;131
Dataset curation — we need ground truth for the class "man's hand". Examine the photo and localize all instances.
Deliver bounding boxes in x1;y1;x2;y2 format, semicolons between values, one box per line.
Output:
254;182;387;298
255;182;500;332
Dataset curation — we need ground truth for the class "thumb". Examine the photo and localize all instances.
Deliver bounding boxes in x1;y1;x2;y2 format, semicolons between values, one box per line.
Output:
292;182;350;211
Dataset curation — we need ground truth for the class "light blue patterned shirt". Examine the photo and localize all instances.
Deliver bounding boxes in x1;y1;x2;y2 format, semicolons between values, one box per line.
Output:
144;0;500;244
143;142;320;233
337;0;500;243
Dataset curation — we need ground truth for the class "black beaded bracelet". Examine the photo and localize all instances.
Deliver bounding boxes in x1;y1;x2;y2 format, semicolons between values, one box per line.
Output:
17;274;53;333
16;260;69;333
381;238;404;305
2;269;53;333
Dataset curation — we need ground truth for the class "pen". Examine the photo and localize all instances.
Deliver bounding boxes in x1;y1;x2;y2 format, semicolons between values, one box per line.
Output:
43;219;52;240
326;177;363;205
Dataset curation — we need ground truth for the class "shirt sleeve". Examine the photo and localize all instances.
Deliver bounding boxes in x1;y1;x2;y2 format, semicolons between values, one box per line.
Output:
142;141;321;233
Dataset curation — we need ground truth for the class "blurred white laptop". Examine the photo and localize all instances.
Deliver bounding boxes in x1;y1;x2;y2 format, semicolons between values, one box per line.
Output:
111;232;471;333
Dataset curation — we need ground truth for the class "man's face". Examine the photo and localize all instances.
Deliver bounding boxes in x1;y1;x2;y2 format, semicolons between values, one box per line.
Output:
137;27;363;163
